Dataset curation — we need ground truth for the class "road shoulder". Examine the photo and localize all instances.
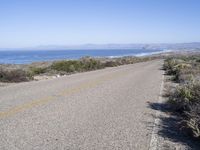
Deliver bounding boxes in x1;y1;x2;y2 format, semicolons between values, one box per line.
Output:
149;75;200;150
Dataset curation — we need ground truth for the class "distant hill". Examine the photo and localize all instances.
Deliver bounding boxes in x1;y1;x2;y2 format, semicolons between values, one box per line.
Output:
28;42;200;50
1;42;200;51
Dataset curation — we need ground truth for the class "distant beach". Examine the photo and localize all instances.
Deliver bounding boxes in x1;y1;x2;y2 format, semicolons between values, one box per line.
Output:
0;49;166;64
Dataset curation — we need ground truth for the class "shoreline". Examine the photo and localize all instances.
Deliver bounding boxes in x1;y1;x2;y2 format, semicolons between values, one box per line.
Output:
0;50;199;85
0;49;165;65
0;49;199;65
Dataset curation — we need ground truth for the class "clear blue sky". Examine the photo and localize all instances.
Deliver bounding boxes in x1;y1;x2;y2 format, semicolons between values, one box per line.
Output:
0;0;200;48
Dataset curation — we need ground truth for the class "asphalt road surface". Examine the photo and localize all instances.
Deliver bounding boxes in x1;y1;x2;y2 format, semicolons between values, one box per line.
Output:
0;60;164;150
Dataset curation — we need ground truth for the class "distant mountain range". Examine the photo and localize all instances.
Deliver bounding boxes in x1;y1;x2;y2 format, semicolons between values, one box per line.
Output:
1;42;200;51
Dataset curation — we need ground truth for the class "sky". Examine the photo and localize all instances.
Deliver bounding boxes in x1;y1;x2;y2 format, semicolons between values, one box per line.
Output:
0;0;200;48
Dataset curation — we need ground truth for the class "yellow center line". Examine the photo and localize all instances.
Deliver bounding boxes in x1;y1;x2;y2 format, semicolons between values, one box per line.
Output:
0;71;129;119
0;96;53;118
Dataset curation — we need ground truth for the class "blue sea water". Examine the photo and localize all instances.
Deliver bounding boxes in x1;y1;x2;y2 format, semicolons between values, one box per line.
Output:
0;49;164;64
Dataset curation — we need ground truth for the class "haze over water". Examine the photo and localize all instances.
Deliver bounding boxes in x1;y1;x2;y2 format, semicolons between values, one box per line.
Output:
0;49;163;64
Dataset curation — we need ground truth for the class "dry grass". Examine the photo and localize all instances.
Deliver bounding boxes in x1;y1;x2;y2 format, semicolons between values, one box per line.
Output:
164;56;200;138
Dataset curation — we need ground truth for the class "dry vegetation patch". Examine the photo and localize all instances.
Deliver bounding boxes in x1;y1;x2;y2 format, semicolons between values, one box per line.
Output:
0;56;158;83
164;56;200;138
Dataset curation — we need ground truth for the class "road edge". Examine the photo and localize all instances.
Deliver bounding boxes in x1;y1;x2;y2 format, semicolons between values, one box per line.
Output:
148;73;165;150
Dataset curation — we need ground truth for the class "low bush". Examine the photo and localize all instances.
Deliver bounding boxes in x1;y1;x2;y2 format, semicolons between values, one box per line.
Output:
170;82;200;138
164;57;200;83
50;56;159;74
186;102;200;137
29;67;47;75
51;58;104;73
163;58;178;74
165;55;200;138
103;61;119;67
51;60;80;72
0;69;32;82
80;58;104;70
170;83;200;112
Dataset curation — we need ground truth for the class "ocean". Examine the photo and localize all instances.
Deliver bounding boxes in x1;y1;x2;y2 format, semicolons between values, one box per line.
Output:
0;49;164;64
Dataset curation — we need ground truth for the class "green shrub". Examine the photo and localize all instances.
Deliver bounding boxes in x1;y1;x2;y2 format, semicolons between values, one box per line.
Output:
170;84;193;111
0;69;32;82
51;59;104;73
51;60;80;72
169;82;200;137
103;61;118;67
81;58;104;70
29;67;47;75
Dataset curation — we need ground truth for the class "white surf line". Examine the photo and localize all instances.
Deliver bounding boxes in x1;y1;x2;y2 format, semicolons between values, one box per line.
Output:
149;73;165;150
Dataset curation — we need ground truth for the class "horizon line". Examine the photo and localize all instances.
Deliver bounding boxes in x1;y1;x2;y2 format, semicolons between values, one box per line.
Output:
0;42;200;50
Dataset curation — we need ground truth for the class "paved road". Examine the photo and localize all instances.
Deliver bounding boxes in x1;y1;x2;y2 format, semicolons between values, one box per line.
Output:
0;60;164;150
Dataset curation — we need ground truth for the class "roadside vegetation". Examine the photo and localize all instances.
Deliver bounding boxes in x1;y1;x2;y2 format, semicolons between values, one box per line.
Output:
0;56;158;83
51;58;104;73
0;69;32;82
164;55;200;138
